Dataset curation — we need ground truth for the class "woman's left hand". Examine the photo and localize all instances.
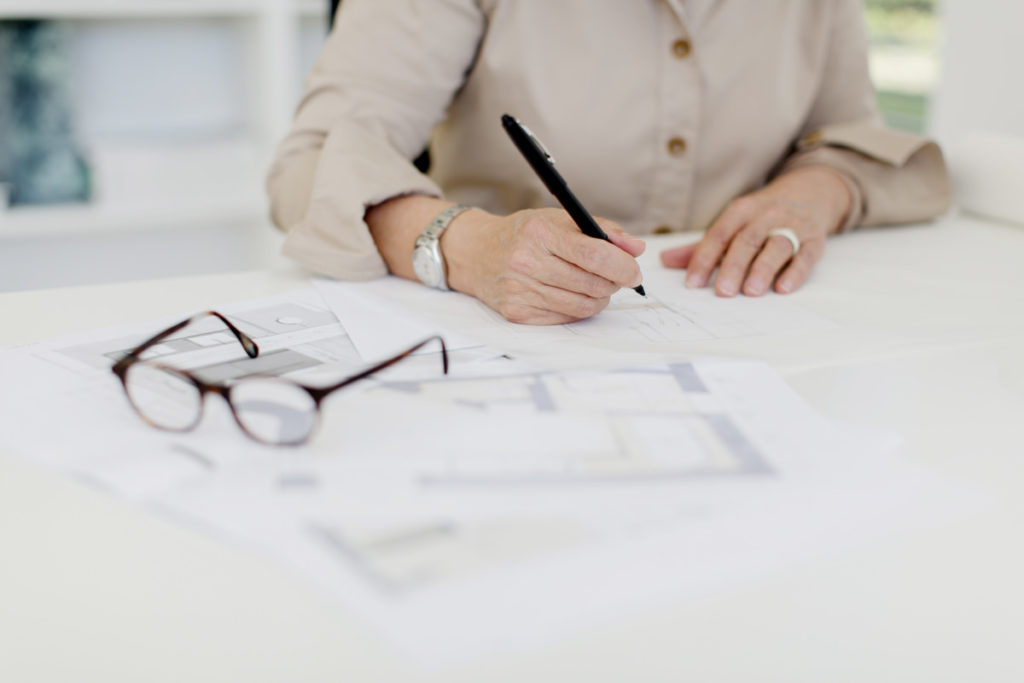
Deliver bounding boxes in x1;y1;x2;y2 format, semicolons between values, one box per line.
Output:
659;165;853;296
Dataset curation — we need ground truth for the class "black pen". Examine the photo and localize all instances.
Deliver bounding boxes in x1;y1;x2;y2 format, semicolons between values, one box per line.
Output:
501;114;646;297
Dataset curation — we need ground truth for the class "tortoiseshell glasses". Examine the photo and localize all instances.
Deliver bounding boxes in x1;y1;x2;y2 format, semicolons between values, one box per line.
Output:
111;311;448;446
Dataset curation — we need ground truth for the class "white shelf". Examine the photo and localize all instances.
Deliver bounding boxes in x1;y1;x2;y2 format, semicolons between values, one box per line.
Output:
0;200;269;239
0;0;326;291
0;0;324;19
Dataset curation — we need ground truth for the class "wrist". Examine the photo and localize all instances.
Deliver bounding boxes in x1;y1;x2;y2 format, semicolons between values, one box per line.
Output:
440;208;494;297
793;165;853;234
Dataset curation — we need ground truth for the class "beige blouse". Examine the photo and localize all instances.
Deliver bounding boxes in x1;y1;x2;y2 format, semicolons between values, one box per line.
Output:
267;0;951;281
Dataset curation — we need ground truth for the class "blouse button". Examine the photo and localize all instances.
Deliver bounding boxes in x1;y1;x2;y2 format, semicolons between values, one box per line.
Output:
672;39;691;59
667;137;688;156
653;225;673;235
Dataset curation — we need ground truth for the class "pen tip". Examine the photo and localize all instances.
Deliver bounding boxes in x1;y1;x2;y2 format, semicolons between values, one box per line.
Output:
635;285;647;297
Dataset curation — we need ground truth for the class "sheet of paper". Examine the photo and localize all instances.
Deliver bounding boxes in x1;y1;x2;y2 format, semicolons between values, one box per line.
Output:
0;288;471;498
314;265;836;363
312;276;486;360
141;356;977;666
0;291;981;667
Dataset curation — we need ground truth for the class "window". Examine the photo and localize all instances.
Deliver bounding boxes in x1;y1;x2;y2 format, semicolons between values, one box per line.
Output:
865;0;941;134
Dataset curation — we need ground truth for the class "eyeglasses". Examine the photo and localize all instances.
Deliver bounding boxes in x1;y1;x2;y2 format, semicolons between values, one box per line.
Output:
111;311;448;446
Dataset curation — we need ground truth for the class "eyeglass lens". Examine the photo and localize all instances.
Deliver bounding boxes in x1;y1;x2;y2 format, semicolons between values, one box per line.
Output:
124;362;202;431
230;377;318;445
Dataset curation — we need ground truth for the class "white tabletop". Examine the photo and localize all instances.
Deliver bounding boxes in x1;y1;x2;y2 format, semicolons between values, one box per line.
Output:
2;214;1023;682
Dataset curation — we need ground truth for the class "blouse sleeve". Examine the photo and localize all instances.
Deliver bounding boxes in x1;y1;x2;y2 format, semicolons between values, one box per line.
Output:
266;0;486;280
774;0;951;231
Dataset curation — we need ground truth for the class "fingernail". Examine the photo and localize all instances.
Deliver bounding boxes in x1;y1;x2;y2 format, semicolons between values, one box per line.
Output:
717;281;737;297
776;279;792;293
746;278;765;295
685;274;701;288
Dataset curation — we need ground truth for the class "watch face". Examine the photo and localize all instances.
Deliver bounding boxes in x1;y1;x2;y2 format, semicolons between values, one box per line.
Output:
413;247;442;288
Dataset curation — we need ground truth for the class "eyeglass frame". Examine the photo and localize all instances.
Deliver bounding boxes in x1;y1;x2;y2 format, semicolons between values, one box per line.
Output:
111;310;448;446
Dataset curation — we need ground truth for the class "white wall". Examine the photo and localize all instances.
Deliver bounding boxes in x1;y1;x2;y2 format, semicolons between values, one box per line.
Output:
930;0;1024;147
69;19;250;144
0;221;285;291
929;0;1024;226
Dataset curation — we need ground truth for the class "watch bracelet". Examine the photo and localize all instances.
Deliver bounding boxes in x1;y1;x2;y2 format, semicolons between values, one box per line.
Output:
414;204;472;290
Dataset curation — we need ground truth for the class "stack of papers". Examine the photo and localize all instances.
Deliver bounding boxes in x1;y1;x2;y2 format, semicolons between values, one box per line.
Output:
0;282;978;666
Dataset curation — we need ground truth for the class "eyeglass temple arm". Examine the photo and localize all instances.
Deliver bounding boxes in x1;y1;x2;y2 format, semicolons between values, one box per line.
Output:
309;335;448;401
113;311;259;372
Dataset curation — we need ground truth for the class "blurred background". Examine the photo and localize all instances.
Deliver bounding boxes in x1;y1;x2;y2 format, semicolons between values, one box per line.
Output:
0;0;1019;292
0;0;327;291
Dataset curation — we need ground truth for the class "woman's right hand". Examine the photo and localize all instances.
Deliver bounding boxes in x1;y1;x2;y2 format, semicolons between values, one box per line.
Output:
443;208;646;325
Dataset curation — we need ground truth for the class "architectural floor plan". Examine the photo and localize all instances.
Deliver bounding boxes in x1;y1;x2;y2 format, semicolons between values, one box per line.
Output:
370;364;773;486
0;286;971;666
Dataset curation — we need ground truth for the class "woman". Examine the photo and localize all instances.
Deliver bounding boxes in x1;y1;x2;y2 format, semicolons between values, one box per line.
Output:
268;0;949;324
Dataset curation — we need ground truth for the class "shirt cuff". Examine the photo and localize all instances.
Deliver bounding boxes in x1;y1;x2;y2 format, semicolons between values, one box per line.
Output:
279;118;443;281
777;122;951;230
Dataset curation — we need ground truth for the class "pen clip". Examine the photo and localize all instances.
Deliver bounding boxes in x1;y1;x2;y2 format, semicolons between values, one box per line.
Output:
518;120;556;164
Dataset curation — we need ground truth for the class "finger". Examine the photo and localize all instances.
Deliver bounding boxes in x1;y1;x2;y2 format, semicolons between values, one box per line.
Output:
599;219;647;257
551;230;642;290
714;219;776;297
685;197;761;289
775;238;825;294
659;242;698;269
742;233;798;296
497;303;580;326
535;253;621;299
502;230;621;299
533;282;611;321
499;282;611;324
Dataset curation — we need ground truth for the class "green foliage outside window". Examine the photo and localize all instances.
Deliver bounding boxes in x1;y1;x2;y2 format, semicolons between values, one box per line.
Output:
864;0;940;134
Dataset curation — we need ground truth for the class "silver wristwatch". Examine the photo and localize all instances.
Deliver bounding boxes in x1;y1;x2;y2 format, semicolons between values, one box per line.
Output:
412;204;470;291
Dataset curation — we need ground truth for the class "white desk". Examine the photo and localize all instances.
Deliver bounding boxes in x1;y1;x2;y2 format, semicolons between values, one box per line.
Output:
2;214;1023;682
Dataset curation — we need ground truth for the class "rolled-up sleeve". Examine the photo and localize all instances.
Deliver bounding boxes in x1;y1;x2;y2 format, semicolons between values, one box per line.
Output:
266;0;486;280
774;0;951;231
